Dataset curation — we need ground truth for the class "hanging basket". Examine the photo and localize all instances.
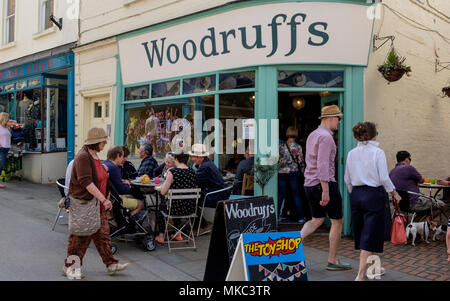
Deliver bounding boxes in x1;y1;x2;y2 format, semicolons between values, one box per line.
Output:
443;87;450;98
380;68;406;82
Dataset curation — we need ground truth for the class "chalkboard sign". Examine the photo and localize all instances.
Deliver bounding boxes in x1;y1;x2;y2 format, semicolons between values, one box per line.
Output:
226;231;308;281
203;196;277;281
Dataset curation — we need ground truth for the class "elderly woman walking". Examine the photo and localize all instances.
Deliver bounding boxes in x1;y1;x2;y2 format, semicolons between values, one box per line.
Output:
344;122;401;281
0;113;11;189
63;127;129;279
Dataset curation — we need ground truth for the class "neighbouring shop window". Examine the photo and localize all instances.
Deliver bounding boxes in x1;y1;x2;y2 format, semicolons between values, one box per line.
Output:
4;84;14;92
16;90;42;152
3;0;15;44
219;71;255;90
125;85;149;101
152;80;180;98
16;80;26;90
183;75;216;95
28;78;41;88
0;93;12;115
218;92;255;173
278;71;344;88
39;0;54;32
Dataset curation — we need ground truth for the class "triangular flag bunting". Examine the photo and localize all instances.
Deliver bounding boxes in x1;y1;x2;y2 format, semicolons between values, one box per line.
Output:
273;269;278;276
301;268;307;274
289;276;294;281
268;274;272;281
259;265;263;272
282;264;286;270
289;266;293;273
295;264;300;271
295;272;301;277
264;269;269;276
277;264;282;270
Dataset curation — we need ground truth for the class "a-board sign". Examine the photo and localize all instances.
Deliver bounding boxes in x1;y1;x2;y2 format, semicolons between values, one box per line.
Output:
226;231;308;281
203;196;277;281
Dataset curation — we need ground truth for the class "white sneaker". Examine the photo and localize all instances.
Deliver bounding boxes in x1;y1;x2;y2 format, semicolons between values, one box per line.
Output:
107;262;130;275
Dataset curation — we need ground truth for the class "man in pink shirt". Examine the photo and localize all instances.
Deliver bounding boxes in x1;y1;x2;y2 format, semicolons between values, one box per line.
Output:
300;105;351;271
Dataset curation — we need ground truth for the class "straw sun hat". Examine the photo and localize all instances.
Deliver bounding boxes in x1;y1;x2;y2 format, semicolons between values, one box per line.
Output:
188;144;210;157
318;105;343;120
84;127;108;145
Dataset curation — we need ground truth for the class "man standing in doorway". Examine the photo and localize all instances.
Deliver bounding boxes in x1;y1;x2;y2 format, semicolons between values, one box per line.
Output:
300;105;352;271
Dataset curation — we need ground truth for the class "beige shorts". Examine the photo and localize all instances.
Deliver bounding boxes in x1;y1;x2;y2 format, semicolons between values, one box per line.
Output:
411;196;445;211
120;195;139;210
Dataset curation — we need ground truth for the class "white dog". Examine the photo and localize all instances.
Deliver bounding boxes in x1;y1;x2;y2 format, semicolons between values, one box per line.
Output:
432;224;447;241
405;220;437;246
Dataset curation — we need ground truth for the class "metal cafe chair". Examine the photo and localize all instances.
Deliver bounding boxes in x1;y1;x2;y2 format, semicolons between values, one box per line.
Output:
196;184;234;237
53;178;69;231
160;188;201;253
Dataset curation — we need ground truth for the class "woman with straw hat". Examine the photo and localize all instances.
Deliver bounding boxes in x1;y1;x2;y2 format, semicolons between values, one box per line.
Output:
0;112;11;188
63;127;129;279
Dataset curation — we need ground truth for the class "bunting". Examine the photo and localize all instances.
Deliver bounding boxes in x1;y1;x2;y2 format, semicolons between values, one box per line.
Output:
257;263;307;281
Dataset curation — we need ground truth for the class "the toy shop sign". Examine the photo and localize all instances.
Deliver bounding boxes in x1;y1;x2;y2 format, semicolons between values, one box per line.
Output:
118;2;373;85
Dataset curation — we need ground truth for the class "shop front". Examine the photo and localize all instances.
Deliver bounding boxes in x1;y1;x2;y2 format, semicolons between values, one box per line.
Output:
0;53;75;184
114;1;373;235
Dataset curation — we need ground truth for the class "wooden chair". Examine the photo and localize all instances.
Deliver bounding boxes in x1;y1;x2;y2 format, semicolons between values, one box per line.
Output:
241;173;254;195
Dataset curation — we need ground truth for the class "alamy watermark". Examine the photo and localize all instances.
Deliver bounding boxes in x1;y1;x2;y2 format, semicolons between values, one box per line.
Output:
366;255;382;280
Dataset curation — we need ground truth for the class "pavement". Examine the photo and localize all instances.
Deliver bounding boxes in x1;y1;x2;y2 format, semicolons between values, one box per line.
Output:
0;180;444;281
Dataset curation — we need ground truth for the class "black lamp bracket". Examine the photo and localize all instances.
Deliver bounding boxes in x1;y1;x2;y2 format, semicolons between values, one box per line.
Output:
372;34;395;52
49;15;63;31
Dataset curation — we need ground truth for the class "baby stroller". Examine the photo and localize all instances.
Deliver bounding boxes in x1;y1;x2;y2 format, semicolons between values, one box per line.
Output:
108;181;156;253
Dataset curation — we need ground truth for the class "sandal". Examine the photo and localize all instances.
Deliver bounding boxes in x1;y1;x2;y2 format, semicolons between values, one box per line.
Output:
170;232;183;241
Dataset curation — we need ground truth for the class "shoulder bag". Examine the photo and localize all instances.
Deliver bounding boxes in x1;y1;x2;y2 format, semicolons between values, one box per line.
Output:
68;197;101;236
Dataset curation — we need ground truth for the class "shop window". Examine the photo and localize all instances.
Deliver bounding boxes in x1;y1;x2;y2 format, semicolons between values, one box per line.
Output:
151;80;180;98
16;80;26;90
4;84;14;92
28;78;41;88
218;92;255;173
183;75;216;95
0;94;12;115
219;71;255;90
125;85;149;101
278;71;344;88
3;0;15;44
39;0;54;32
41;86;68;152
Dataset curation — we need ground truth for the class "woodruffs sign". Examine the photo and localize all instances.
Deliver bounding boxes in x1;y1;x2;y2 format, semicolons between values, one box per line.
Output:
118;2;373;85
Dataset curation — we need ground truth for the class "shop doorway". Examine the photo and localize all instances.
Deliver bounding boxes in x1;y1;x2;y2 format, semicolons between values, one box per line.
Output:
278;91;342;223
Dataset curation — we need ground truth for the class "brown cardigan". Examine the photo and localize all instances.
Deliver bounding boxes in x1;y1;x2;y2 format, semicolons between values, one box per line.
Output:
69;146;99;200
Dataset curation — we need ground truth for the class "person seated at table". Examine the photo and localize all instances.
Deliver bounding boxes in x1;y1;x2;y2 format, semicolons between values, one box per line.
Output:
226;149;245;174
103;146;145;217
137;142;158;177
153;152;175;179
233;145;254;195
190;144;227;234
389;150;446;217
120;145;137;180
155;150;198;243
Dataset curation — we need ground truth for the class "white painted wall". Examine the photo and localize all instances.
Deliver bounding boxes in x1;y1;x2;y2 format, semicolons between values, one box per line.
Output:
22;152;67;184
0;0;79;63
365;0;450;180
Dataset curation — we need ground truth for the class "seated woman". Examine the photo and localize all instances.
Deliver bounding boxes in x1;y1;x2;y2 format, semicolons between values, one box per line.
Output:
153;152;176;179
155;150;198;243
103;146;145;217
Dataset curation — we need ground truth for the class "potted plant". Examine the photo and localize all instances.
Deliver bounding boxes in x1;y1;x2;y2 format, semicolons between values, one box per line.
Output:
253;157;279;195
378;48;412;83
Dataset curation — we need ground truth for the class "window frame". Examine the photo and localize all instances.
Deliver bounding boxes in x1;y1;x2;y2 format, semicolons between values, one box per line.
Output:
39;0;54;32
3;0;15;45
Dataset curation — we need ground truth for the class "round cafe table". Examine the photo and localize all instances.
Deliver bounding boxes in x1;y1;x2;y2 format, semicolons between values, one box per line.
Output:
130;179;164;236
419;183;449;199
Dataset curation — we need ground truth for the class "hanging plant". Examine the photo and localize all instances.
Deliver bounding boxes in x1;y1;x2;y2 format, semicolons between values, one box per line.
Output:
378;48;412;83
253;157;279;196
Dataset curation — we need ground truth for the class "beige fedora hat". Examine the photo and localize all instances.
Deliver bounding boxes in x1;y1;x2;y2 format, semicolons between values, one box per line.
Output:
84;127;108;145
188;144;210;157
318;105;343;119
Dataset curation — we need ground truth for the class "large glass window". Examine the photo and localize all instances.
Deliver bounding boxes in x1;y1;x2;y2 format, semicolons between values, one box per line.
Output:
278;71;344;88
183;75;216;95
219;71;255;90
3;0;15;44
0;93;13;115
152;80;180;98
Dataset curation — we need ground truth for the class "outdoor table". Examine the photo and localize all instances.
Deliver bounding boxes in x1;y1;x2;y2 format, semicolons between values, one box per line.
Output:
419;183;449;199
223;173;236;183
130;179;164;236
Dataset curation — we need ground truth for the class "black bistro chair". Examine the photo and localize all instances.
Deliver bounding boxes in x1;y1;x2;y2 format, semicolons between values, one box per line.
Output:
52;178;69;231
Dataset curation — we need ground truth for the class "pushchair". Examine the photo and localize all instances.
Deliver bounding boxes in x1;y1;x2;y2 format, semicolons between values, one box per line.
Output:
108;181;156;253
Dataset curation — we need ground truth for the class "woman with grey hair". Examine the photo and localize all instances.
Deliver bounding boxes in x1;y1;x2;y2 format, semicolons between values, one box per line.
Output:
0;112;11;189
154;152;176;179
137;143;158;177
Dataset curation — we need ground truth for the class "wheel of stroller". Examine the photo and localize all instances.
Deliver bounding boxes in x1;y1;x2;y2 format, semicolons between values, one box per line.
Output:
111;244;117;255
143;237;156;251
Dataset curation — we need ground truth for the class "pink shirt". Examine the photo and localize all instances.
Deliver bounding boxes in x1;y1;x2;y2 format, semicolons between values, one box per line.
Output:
304;126;336;187
0;125;11;148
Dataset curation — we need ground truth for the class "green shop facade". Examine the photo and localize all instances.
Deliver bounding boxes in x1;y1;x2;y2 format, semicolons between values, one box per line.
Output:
113;0;374;235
